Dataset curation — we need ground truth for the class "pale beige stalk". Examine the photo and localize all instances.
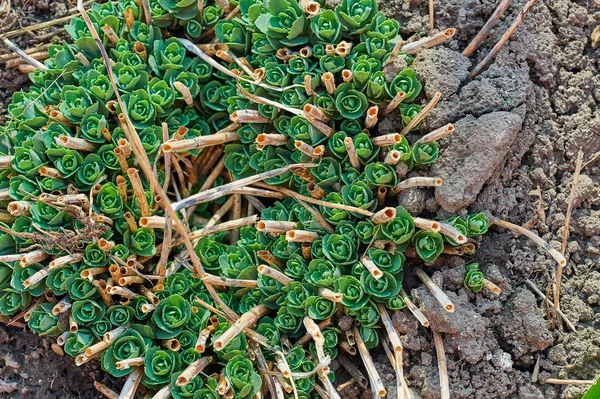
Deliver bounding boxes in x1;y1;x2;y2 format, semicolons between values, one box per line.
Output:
360;257;384;280
400;92;442;135
56;135;95;151
257;265;292;285
213;305;270;350
416;123;455;145
401;29;456;54
372;133;401;147
392;177;442;194
286;229;319;243
371;207;396;224
400;288;430;327
343;137;360;169
127;168;150;216
162;132;238;153
353;326;386;397
383;91;406;116
415;267;455;312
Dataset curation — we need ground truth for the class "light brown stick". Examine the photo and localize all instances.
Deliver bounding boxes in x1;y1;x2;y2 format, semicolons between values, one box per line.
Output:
556;150;583;311
415;268;455;312
462;0;511;56
433;331;449;399
470;0;538;77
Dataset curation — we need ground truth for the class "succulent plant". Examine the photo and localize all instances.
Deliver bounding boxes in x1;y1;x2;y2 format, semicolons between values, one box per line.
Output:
0;0;502;397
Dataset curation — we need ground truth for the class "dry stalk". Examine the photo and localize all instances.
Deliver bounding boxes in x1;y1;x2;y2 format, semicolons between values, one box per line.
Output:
400;92;441;135
470;0;538;77
400;288;430;327
432;331;449;399
353;326;386;397
556;150;583;311
462;0;511;56
415;268;455;312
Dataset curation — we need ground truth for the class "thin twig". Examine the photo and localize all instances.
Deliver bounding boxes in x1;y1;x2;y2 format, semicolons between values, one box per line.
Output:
524;279;576;331
432;331;449;399
471;0;538;77
462;0;511;56
2;38;47;70
555;150;583;311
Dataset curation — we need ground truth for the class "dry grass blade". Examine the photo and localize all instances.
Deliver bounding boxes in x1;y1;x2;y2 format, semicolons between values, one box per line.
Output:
172;163;317;211
432;331;449;399
545;378;596;385
2;38;48;70
400;92;441;135
490;217;566;268
94;381;118;399
462;0;511;56
555;150;583;311
470;0;537;77
524;279;576;331
118;367;143;399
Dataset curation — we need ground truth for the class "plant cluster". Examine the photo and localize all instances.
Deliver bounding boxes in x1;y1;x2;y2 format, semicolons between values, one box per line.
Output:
0;0;491;397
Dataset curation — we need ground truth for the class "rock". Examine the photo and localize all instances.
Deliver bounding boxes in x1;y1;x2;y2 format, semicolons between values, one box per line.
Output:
415;287;489;363
397;187;427;214
432;111;524;212
497;289;553;358
412;48;471;98
574;175;600;207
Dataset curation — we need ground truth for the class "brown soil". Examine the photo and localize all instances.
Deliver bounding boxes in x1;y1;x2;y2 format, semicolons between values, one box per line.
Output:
0;0;599;398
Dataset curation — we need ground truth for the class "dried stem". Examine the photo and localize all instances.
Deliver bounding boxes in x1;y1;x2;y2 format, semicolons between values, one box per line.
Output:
400;92;441;135
415;268;454;312
433;331;449;399
545;379;596;385
176;356;216;386
202;273;257;288
2;38;48;70
94;382;119;399
416;123;455;144
482;278;502;295
257;264;293;285
470;0;537;77
353;326;386;397
383;91;406;116
213;305;270;351
172;163;316;211
490;217;567;267
400;288;430;327
343;137;361;169
556;150;583;311
413;217;441;233
401;29;456;55
188;215;259;241
463;0;511;55
118;367;143;399
524;279;576;331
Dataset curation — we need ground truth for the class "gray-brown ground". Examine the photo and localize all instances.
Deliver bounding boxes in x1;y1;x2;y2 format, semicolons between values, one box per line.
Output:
0;0;599;397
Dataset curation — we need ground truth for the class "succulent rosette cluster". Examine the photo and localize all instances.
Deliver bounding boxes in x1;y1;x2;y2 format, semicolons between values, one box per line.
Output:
0;0;492;397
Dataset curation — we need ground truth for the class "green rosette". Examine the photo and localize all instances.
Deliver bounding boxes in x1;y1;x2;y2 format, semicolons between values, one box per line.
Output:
360;326;379;349
341;180;377;215
334;276;369;311
102;326;152;377
166;272;191;296
305;295;336;320
285;253;308;280
151;294;191;339
64;330;95;357
364;162;397;187
412;142;439;165
305;258;342;287
380;206;415;244
412;230;444;262
28;303;66;337
224;355;262;399
282;282;315;316
0;288;31;316
360;270;401;300
124;227;156;257
274;306;302;335
466;213;489;236
107;305;134;326
321;233;358;266
464;263;484;293
72;299;106;324
367;248;404;274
